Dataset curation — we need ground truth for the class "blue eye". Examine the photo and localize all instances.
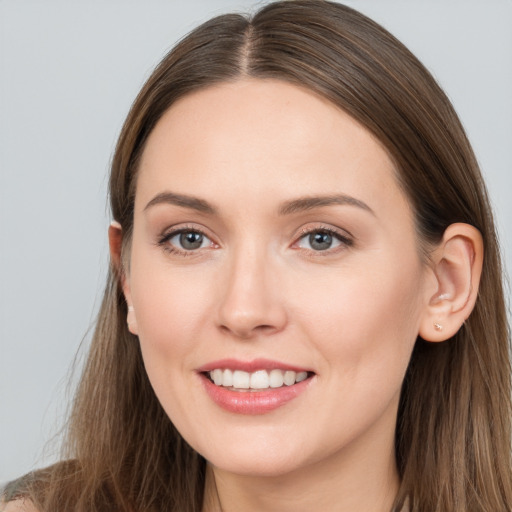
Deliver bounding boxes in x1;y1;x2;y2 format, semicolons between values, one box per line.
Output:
296;229;350;252
163;230;213;252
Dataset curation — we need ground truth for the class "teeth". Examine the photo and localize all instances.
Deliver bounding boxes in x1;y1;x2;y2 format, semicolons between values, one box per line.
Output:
283;370;296;386
208;369;309;390
269;369;284;388
296;371;308;383
212;369;223;386
250;370;269;389
223;368;233;387
232;370;250;389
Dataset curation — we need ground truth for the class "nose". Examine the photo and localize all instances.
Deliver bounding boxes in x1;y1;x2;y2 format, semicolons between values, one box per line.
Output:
216;244;288;339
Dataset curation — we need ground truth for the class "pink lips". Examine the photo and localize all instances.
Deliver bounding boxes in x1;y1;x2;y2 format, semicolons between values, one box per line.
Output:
197;358;314;415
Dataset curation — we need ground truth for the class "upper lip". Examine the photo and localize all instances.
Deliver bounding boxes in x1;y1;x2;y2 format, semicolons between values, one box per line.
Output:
196;358;313;374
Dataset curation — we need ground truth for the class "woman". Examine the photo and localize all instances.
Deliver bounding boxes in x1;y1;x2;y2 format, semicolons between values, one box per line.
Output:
2;0;511;510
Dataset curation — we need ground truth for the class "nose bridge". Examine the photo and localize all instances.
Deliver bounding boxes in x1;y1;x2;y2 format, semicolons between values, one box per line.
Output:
217;237;286;338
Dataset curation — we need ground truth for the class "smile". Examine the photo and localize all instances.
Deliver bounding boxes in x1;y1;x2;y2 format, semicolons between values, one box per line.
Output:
207;368;309;390
198;359;315;414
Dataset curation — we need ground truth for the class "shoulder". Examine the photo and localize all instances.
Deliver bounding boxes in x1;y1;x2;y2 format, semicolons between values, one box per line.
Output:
1;460;116;511
0;498;39;512
0;462;65;512
1;460;121;511
1;474;35;510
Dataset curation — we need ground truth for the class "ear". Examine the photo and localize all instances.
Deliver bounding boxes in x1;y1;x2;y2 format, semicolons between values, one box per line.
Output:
419;223;483;342
108;220;139;335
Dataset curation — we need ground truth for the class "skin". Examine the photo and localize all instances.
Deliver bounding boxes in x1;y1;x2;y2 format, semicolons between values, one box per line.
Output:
118;79;478;512
1;497;38;512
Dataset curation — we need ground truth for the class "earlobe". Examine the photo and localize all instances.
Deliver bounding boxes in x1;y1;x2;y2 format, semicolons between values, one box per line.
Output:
419;223;483;342
126;304;139;335
108;220;139;335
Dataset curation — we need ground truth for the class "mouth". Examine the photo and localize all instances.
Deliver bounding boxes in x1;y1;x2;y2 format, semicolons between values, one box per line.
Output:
204;368;312;391
197;359;315;414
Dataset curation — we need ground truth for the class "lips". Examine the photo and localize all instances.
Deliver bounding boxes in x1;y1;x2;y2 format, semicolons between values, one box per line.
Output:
197;358;314;414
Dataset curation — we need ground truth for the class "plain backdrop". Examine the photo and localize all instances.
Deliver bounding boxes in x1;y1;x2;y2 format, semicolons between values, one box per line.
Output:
1;0;511;485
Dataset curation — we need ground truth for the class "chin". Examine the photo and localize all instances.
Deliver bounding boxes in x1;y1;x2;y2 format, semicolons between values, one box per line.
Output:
196;432;316;478
207;452;305;478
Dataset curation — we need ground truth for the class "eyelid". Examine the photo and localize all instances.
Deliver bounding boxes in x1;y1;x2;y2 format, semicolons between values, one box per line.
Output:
156;223;219;255
291;223;354;253
155;222;353;257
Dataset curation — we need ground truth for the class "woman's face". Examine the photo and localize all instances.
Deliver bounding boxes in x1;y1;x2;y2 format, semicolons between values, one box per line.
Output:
125;79;432;477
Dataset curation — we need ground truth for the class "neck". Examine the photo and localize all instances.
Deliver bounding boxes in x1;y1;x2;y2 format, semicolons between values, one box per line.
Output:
202;418;400;512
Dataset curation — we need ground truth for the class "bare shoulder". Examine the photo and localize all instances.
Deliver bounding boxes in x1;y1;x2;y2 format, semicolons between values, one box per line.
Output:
1;498;39;512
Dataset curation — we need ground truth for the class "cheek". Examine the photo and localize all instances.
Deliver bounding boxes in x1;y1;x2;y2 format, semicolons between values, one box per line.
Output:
128;257;215;425
282;255;426;450
292;254;425;375
128;249;214;369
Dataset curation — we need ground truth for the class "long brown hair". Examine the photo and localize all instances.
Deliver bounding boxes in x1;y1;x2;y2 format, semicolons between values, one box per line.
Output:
5;1;511;510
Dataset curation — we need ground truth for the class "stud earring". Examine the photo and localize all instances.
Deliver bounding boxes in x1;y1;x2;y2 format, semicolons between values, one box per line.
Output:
434;322;443;331
128;305;134;312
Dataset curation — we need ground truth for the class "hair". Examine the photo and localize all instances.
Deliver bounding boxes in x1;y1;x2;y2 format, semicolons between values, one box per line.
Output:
4;1;511;511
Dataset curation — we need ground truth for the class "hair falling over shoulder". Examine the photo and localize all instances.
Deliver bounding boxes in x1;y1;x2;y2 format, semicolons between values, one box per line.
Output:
4;1;511;511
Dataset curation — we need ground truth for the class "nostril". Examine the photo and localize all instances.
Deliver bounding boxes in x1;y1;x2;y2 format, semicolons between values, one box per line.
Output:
218;322;281;340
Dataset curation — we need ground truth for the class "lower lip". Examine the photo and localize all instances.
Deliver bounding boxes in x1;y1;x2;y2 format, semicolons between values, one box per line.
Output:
200;373;313;414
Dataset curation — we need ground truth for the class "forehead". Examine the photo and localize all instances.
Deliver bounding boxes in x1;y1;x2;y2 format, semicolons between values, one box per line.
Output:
135;79;408;218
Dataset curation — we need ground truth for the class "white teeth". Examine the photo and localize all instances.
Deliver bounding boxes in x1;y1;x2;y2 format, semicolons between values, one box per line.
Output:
250;370;269;389
296;371;308;383
232;370;250;389
223;368;233;387
212;368;223;386
208;368;309;390
269;369;284;388
283;371;296;386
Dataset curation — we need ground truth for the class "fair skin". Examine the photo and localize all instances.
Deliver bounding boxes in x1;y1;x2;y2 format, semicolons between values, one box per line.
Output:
110;79;482;512
5;80;482;512
1;498;38;512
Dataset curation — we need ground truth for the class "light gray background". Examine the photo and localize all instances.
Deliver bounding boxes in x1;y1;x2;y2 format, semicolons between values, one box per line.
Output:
1;0;511;485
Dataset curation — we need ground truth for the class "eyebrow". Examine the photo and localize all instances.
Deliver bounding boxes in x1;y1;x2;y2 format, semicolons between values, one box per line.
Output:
144;192;217;214
278;194;375;216
144;191;374;217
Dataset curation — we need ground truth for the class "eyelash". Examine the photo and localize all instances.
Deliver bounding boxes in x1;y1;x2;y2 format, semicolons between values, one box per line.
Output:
156;225;353;257
294;225;353;256
157;225;215;257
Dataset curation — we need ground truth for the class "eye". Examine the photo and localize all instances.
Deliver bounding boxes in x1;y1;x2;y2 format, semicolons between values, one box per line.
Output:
295;228;352;252
159;228;214;254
